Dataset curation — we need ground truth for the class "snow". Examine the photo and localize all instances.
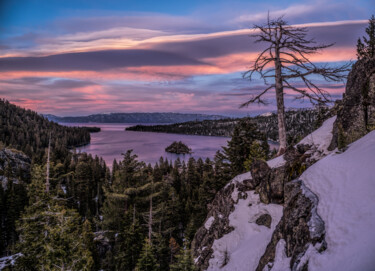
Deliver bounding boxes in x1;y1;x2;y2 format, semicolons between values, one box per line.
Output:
297;116;336;155
231;187;239;202
267;116;336;169
263;239;291;271
299;129;375;271
207;191;283;271
267;155;285;168
260;112;273;117
226;171;252;188
205;216;215;230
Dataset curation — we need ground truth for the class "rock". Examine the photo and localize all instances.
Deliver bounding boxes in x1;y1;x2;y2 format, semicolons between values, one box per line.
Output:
256;180;326;271
329;58;375;150
250;147;310;205
256;214;272;228
0;148;31;189
192;183;236;270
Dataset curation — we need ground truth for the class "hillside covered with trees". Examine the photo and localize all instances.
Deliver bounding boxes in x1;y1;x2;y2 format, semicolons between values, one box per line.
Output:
127;107;329;145
0;99;91;163
0;100;270;270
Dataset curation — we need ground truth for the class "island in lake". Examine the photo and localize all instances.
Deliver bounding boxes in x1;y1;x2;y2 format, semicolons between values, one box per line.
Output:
165;141;192;154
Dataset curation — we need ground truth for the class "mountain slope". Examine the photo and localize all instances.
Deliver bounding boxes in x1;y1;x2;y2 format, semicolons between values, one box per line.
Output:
193;116;335;270
194;117;375;271
126;108;324;143
298;129;375;271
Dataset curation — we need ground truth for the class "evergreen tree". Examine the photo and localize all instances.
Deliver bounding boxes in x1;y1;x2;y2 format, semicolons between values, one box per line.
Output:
357;15;375;59
135;239;159;271
243;140;268;171
14;166;95;271
170;240;196;271
222;119;262;175
114;211;144;271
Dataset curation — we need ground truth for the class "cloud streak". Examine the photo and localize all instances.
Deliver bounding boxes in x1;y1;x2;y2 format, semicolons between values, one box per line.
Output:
0;0;370;116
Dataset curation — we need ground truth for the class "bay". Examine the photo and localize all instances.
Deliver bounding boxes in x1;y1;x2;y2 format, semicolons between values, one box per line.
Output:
62;123;230;167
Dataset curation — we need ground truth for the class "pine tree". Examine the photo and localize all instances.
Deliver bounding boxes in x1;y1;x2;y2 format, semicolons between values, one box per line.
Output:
222;119;262;175
135;239;159;271
243;140;268;171
357;15;375;59
14;166;95;271
170;240;196;271
114;211;144;271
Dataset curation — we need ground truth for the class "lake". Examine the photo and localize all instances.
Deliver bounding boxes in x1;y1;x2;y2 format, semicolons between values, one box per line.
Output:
62;123;231;167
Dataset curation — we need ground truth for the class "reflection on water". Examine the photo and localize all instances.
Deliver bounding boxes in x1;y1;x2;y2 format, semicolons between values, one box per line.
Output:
62;123;230;167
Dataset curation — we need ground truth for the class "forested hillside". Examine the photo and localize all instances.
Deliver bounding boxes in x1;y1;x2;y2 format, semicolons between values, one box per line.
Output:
0;99;91;163
46;112;226;124
127;108;329;144
0;101;271;270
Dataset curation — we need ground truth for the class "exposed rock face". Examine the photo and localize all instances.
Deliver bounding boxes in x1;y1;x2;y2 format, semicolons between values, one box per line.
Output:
193;144;326;270
192;178;237;270
256;214;272;228
330;58;375;149
0;148;31;188
251;146;313;206
257;180;325;271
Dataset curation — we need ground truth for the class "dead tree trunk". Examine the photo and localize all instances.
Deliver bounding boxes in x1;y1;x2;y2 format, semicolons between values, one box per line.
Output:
46;132;51;193
274;38;287;154
242;16;350;155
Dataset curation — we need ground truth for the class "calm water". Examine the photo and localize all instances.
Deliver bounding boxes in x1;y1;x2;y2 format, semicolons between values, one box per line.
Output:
62;123;230;167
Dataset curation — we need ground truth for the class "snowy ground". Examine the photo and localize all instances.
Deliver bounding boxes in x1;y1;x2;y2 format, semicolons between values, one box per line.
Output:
206;117;375;270
299;129;375;271
207;191;283;271
297;116;336;157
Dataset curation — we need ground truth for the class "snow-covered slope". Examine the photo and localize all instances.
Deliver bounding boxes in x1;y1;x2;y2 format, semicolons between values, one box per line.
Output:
196;117;375;270
297;129;375;271
207;191;283;271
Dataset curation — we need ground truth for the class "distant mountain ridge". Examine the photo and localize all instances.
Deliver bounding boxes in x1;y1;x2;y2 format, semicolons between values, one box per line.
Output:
44;112;227;123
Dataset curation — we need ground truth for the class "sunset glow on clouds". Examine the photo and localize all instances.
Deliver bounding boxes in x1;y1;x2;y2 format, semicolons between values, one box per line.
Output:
0;0;372;116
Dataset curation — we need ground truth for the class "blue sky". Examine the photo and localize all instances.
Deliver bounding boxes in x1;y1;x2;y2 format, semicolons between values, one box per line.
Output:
0;0;372;116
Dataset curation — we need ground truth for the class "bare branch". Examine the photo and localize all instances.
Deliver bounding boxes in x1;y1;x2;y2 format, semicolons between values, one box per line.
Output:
240;85;275;107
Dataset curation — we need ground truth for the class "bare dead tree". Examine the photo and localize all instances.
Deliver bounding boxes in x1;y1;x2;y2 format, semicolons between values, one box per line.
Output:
46;132;51;193
241;15;350;154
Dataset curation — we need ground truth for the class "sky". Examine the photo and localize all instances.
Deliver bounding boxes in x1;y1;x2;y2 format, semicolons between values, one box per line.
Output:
0;0;372;117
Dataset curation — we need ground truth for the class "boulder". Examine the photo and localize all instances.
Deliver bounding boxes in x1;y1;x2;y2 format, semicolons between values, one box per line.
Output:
256;214;272;228
330;58;375;149
256;180;326;271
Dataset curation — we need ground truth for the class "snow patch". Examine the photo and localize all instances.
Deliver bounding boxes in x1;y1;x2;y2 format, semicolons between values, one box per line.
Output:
300;129;375;271
267;155;286;168
231;187;239;202
264;239;291;271
207;191;283;271
205;217;215;230
226;171;252;188
297;116;336;155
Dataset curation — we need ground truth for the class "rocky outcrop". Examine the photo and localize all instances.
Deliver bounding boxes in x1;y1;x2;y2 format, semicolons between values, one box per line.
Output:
251;147;325;271
193;143;326;270
256;214;272;228
192;176;239;270
330;58;375;149
257;180;325;271
0;148;31;189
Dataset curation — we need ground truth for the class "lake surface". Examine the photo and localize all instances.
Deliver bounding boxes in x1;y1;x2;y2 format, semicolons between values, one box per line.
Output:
62;123;230;167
